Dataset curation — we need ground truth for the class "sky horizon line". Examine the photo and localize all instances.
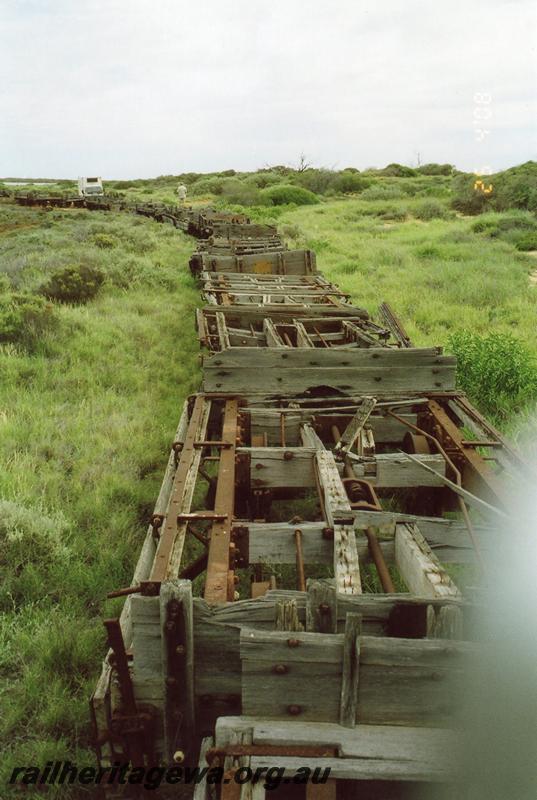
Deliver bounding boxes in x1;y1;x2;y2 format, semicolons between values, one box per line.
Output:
1;156;535;184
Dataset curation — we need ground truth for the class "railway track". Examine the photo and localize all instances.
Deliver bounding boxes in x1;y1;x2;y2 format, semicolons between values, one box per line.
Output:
8;194;524;796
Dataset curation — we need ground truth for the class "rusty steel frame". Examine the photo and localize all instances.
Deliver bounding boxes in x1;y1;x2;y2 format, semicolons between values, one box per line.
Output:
204;398;239;604
149;395;208;587
426;398;509;507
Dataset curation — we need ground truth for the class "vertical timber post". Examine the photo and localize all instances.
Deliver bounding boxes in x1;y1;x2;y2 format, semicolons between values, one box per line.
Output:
160;580;194;764
339;612;362;727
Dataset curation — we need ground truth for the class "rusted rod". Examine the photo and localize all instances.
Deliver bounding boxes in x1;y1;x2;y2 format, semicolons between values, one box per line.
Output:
366;527;395;593
294;529;306;592
103;619;137;712
313;325;330;348
106;585;141;599
387;409;486;573
280;411;286;447
188;528;209;547
461;440;502;448
180;551;208;580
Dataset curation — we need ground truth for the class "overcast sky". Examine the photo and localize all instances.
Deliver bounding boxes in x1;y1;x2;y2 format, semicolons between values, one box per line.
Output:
1;0;535;179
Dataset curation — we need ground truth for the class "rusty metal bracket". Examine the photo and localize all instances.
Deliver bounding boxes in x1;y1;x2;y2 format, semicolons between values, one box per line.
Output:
206;744;339;766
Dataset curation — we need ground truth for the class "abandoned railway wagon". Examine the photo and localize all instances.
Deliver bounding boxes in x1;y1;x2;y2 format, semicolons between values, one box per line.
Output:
85;203;523;798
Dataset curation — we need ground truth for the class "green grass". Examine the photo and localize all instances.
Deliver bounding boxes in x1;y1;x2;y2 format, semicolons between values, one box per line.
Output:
0;205;200;794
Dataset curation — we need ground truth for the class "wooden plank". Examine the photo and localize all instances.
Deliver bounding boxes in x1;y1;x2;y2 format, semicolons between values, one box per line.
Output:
315;447;362;595
240;629;472;726
216;311;230;349
160;580;195;763
204;346;452;369
151;397;211;583
263;318;285;347
334;397;376;453
395;524;461;599
247;409;418;446
339;613;361;727
203;365;456;395
216;716;459;780
244;447;315;488
197;249;317;276
193;737;214;800
131;595;163;706
350;453;446;488
334;525;362;595
316;450;352;526
249;755;452;783
306;580;337;633
205;399;239;604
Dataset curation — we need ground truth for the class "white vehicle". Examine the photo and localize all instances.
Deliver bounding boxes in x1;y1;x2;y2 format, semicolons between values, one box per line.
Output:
78;176;104;197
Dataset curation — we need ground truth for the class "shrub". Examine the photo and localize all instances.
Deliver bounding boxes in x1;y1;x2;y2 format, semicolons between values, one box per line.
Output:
332;172;372;194
294;169;336;195
379;206;407;221
0;292;56;344
416;163;454;176
92;233;116;249
413;200;449;220
190;177;225;196
259;185;319;206
0;501;70;608
40;263;105;304
452;163;537;215
451;173;491;215
516;233;537;251
448;330;537;420
381;163;418;177
249;172;282;189
361;184;405;201
471;212;537;249
220;179;260;206
281;224;302;241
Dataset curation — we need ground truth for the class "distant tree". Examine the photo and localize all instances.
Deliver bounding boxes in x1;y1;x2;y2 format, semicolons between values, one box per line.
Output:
296;153;312;173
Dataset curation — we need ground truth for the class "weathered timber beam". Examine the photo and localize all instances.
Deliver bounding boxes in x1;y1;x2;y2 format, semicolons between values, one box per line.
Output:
150;396;211;584
240;446;316;488
204;399;239;604
215;717;459;781
349;452;447;487
394;524;461;599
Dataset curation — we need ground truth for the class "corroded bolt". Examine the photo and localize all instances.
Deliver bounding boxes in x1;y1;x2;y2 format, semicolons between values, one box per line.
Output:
287;705;302;716
287;638;300;648
175;645;185;655
173;751;185;764
283;451;294;461
272;664;289;675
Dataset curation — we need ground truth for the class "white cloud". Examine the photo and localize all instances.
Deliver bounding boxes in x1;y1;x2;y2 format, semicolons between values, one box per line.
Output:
0;0;535;177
